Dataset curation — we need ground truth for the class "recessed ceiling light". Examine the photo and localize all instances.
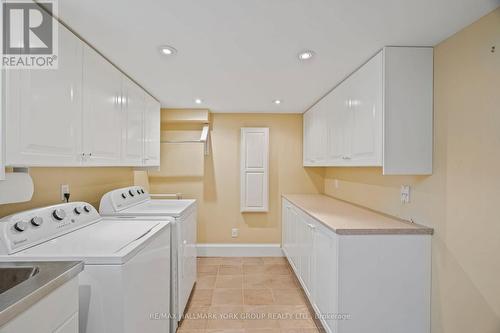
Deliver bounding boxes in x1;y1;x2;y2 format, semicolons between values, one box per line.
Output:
159;45;177;56
195;98;203;104
298;50;315;60
273;99;282;105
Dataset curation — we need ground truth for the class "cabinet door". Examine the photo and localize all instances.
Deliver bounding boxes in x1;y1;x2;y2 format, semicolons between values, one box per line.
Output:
304;100;329;166
298;212;315;298
314;103;328;164
143;95;161;166
312;224;338;333
347;52;383;165
240;128;269;212
324;84;348;164
5;24;83;166
82;45;123;165
121;78;145;165
282;200;291;257
303;109;314;165
0;59;4;179
289;205;299;271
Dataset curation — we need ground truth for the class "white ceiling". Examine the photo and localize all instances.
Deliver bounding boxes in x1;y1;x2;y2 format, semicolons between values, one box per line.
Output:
56;0;499;113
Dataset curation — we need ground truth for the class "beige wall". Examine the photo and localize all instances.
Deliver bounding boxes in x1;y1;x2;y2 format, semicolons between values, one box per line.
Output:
0;168;134;218
149;113;324;243
323;9;500;333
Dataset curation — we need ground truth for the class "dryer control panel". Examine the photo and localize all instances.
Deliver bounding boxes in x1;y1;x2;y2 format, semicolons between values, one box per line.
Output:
0;202;101;255
99;186;150;213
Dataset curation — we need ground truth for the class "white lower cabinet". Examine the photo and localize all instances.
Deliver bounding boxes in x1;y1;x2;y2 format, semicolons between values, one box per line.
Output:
282;198;431;333
0;277;79;333
312;221;338;332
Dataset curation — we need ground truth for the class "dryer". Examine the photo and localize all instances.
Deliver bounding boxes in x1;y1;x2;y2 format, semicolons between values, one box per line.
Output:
100;186;197;331
0;202;171;333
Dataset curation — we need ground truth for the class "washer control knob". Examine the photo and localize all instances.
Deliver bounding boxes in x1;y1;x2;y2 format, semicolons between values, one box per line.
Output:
14;221;28;232
121;193;127;199
52;209;66;221
129;190;135;197
137;189;141;195
141;189;145;194
74;206;83;215
83;205;92;213
31;217;44;227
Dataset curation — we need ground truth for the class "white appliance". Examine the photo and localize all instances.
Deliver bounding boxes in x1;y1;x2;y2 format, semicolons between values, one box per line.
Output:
0;202;171;333
100;186;196;331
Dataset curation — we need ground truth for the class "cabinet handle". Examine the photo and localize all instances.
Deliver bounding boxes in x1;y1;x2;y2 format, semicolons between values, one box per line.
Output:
307;223;316;230
342;156;351;160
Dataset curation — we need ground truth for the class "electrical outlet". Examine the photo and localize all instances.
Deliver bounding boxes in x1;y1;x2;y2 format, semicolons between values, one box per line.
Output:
400;185;410;204
231;228;239;238
61;184;70;202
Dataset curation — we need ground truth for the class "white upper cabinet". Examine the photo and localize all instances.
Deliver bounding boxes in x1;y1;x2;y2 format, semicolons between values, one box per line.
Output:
82;45;123;166
3;16;161;168
121;78;145;165
143;95;161;167
347;52;383;165
5;24;84;166
303;46;433;175
240;128;269;212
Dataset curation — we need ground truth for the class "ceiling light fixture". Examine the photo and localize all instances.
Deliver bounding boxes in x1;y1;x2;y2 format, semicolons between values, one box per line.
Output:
273;99;282;105
298;50;315;61
195;98;203;104
159;45;177;56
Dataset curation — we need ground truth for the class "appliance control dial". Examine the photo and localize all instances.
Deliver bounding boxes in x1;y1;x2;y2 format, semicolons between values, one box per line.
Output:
31;217;44;227
137;189;141;195
129;190;135;197
83;205;91;213
121;193;127;199
14;221;28;232
141;189;145;194
52;209;66;221
74;206;83;215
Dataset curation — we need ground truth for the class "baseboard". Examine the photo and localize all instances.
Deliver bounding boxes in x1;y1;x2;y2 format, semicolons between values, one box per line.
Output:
197;243;283;257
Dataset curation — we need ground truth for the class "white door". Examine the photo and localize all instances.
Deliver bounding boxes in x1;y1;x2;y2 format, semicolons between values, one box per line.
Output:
240;128;269;212
5;24;83;166
82;45;123;165
121;78;145;165
348;52;383;165
143;95;161;166
313;224;338;333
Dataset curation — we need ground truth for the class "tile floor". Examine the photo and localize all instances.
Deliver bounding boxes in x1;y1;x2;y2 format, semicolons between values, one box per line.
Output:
177;257;325;333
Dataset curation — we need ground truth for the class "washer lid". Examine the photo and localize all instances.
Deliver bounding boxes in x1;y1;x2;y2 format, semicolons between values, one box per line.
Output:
5;220;169;265
117;199;196;217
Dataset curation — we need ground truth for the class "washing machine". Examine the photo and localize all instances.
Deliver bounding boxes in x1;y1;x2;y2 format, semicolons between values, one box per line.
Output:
0;202;171;333
100;186;196;331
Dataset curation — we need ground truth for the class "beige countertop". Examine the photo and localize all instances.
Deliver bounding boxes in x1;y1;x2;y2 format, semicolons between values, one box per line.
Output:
283;194;433;235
